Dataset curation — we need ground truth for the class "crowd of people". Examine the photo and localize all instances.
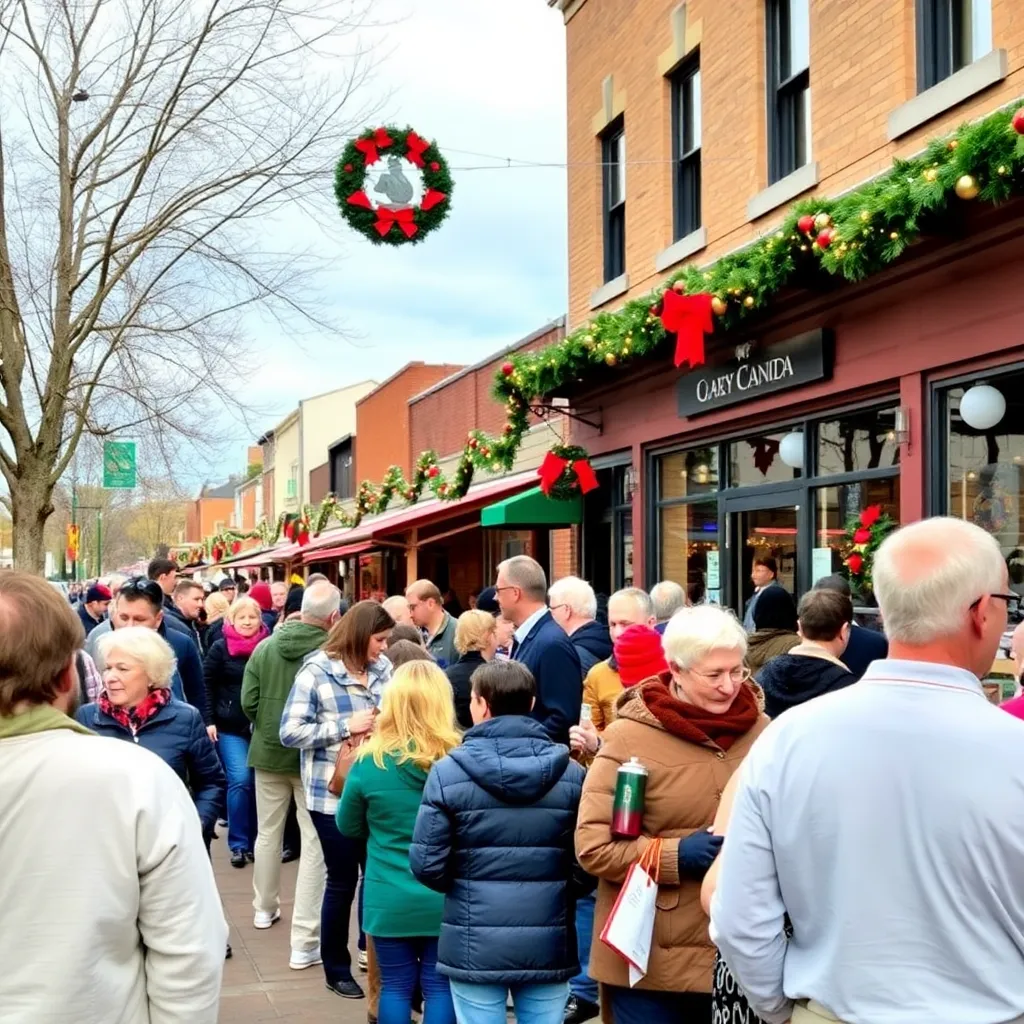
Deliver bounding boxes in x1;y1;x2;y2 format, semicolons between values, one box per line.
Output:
6;518;1024;1023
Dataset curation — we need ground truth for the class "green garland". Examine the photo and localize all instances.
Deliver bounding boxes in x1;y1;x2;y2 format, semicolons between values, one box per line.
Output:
208;103;1024;563
334;125;454;245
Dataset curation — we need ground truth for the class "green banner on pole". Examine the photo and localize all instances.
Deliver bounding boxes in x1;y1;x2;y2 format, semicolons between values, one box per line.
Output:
103;441;137;489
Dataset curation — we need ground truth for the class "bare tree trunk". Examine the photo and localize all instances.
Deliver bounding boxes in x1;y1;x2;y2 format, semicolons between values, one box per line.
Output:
10;458;54;572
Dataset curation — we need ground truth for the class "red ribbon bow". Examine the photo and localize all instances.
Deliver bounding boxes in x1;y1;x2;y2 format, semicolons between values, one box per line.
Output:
660;290;714;369
354;128;393;166
538;452;600;496
346;190;373;209
420;188;447;211
374;207;418;239
406;131;429;168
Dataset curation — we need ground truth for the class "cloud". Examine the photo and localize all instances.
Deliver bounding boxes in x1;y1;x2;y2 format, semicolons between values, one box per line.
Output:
199;1;567;483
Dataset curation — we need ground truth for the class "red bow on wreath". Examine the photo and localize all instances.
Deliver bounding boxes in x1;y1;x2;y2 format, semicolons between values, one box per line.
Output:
375;207;418;239
659;290;714;369
538;452;599;496
355;128;393;166
406;131;429;168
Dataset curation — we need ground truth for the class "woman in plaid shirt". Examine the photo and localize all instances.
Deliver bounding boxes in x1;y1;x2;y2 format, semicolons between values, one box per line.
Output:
280;601;395;1000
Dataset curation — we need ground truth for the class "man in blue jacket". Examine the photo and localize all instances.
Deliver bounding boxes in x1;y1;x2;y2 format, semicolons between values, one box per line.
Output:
113;577;208;720
410;660;585;1024
496;556;582;745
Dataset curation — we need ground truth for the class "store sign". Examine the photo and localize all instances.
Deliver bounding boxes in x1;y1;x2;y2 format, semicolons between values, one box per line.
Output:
676;329;834;418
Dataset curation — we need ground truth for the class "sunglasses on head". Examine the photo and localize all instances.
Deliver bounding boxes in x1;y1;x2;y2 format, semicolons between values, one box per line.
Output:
120;577;164;603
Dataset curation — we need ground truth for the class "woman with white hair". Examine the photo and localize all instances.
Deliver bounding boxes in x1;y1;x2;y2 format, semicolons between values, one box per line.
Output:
575;605;769;1024
77;626;225;842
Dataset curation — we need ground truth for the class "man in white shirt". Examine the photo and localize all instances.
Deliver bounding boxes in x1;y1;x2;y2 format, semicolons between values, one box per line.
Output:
712;516;1024;1024
0;571;226;1024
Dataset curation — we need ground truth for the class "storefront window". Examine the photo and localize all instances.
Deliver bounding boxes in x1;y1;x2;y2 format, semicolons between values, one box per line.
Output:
817;407;900;476
729;431;801;487
659;448;719;500
659;501;718;605
944;379;1024;601
358;552;384;601
813;477;900;589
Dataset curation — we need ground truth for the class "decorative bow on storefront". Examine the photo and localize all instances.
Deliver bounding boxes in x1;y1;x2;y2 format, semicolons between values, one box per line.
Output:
374;207;418;238
538;449;599;497
659;290;714;369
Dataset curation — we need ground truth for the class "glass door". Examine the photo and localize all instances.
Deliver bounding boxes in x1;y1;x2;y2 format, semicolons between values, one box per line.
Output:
724;487;804;618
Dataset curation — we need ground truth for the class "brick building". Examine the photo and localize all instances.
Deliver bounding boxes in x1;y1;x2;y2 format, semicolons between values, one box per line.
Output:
547;0;1024;617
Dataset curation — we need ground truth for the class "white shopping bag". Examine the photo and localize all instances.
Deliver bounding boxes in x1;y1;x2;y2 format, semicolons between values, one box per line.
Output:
599;838;662;987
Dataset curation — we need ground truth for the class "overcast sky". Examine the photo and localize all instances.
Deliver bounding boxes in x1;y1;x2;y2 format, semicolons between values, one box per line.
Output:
208;1;568;484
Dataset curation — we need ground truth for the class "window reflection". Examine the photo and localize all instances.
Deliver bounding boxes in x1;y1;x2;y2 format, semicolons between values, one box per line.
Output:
660;501;719;605
659;448;719;500
817;408;900;476
729;432;801;487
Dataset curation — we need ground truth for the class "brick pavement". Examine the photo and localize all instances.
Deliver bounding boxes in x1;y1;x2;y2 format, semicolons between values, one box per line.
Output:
215;838;367;1023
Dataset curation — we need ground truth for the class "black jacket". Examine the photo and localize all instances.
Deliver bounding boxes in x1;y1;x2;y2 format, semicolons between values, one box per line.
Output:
570;620;613;676
757;649;855;718
76;698;225;833
164;604;202;650
841;622;888;681
410;715;585;985
513;611;583;744
445;650;485;730
77;603;104;637
204;637;255;737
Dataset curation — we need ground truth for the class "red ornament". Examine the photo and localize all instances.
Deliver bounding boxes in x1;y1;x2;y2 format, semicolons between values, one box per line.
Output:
468;436;478;448
846;553;864;575
797;214;816;235
659;290;714;369
430;161;440;171
344;163;353;172
232;541;242;555
860;505;882;528
501;362;515;376
1013;107;1024;135
481;448;490;458
427;466;440;479
816;228;834;249
853;527;872;545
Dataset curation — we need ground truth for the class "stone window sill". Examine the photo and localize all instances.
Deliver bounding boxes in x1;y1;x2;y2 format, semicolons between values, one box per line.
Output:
746;162;820;223
654;226;708;273
888;49;1007;141
589;273;630;310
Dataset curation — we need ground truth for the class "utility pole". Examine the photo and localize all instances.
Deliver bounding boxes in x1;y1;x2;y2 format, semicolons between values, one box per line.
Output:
71;485;78;582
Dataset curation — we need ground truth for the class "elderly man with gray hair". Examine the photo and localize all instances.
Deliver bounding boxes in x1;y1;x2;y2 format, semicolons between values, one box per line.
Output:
241;579;341;970
650;580;688;633
712;517;1024;1024
549;575;612;675
496;555;582;744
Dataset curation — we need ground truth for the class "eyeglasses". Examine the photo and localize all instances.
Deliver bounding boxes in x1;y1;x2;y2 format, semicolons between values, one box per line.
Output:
971;592;1021;618
119;577;164;604
494;585;519;595
686;666;752;685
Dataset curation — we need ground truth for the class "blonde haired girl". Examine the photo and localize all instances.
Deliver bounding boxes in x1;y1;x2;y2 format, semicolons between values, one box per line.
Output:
336;660;460;1024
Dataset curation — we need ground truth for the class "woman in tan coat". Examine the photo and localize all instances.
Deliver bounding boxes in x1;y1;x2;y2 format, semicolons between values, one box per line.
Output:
575;605;769;1024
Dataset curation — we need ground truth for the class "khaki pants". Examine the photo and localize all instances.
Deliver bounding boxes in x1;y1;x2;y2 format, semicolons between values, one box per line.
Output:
792;1002;841;1023
253;770;325;953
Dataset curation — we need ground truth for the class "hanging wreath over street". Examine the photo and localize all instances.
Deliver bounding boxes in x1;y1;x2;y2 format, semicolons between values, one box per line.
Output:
334;125;453;245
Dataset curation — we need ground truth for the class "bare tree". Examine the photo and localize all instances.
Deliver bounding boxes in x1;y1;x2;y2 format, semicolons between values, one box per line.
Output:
0;0;377;570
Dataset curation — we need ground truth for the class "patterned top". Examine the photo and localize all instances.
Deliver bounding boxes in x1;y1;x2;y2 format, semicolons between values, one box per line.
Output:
279;651;392;814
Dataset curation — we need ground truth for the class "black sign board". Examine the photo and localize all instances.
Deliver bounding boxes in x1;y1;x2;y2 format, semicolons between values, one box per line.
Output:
676;328;834;418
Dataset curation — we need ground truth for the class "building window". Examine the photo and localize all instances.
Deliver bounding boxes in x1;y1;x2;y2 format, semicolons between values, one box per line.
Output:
602;122;626;282
766;0;811;184
917;0;992;91
671;56;702;241
330;439;354;500
583;464;635;596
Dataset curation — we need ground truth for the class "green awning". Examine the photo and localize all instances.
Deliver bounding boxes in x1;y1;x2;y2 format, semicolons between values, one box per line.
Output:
480;486;583;528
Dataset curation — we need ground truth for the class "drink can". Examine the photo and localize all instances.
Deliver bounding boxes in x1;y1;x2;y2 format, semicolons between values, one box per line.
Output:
611;757;648;838
580;703;592;722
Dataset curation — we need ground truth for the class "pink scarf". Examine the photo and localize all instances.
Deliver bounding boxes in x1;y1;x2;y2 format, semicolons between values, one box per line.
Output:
224;621;269;657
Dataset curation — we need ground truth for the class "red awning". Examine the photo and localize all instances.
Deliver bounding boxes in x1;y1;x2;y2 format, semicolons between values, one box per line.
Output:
214;542;301;570
302;540;376;564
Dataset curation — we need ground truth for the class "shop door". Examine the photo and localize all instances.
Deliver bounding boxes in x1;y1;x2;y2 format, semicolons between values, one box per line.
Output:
724;487;804;619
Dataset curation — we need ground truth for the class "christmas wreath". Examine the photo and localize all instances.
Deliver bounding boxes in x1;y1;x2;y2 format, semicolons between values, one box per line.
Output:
334;125;453;245
537;445;600;502
844;505;897;596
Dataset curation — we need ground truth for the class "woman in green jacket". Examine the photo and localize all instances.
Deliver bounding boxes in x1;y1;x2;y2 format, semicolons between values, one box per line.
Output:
336;660;461;1024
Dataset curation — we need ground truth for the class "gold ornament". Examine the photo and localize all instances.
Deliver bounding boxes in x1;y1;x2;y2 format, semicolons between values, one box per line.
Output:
998;165;1008;176
947;139;959;150
860;210;871;222
673;280;686;292
923;167;938;182
604;352;617;366
889;231;899;240
743;295;755;308
711;296;728;316
800;244;809;251
955;174;979;199
814;212;832;229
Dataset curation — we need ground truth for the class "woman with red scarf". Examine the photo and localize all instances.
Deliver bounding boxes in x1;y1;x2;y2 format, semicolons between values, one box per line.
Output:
575;605;768;1024
203;596;270;868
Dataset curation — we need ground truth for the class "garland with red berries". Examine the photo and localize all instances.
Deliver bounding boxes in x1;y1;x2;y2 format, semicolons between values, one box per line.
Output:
334;126;453;245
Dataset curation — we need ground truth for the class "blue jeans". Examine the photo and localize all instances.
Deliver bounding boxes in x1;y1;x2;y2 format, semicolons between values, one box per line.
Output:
217;732;256;853
373;936;454;1024
604;986;712;1024
449;981;568;1024
569;893;597;1004
311;810;365;983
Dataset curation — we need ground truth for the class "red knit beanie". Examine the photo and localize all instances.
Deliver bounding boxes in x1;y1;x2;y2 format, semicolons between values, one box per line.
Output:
249;582;273;613
614;624;669;687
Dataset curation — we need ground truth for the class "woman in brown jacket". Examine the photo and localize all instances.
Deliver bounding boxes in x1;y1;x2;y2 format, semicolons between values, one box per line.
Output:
575;605;769;1024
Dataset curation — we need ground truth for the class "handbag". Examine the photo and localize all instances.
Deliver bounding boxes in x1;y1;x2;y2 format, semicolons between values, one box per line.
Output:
599;837;663;988
327;734;365;797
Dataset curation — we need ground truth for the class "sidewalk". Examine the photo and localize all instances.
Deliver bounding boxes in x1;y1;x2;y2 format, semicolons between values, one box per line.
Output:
215;838;367;1022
